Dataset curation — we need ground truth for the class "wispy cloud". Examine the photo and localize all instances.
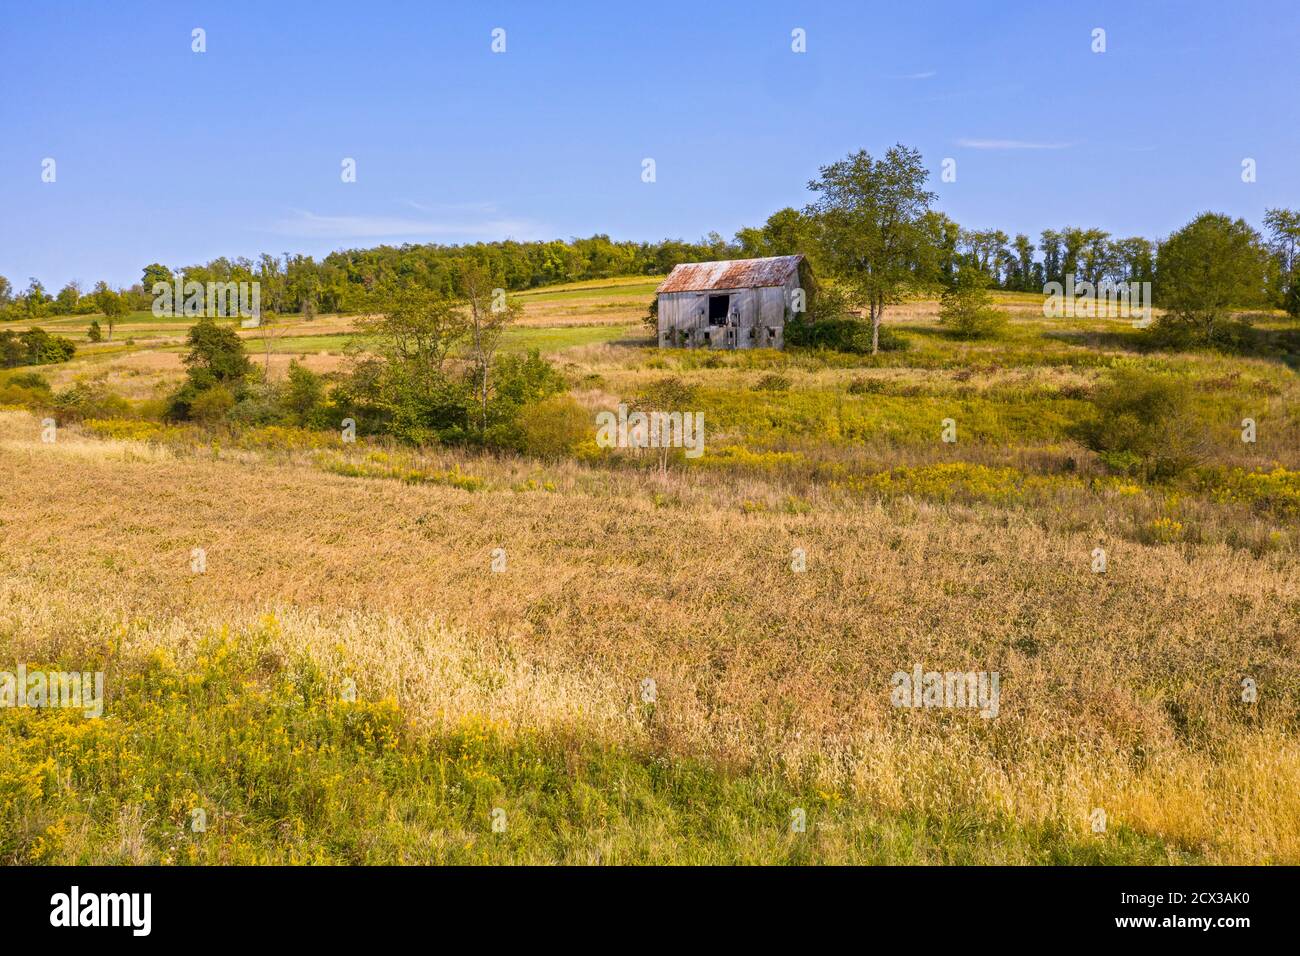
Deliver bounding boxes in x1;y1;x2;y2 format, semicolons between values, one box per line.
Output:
890;70;936;80
268;208;547;241
956;138;1074;150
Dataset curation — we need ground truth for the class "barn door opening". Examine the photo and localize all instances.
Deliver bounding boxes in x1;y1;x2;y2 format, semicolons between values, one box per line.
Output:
707;294;730;326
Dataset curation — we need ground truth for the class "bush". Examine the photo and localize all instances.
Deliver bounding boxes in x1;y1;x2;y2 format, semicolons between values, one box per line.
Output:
938;271;1007;339
189;386;236;424
3;371;51;393
227;381;285;426
284;360;326;424
0;371;52;408
50;380;131;422
847;376;887;395
0;328;76;367
1148;315;1258;353
516;394;591;459
752;373;791;392
1068;368;1203;480
786;317;909;353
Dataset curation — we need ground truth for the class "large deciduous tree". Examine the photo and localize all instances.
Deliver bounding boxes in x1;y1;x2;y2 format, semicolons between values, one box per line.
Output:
803;145;939;354
1154;212;1272;342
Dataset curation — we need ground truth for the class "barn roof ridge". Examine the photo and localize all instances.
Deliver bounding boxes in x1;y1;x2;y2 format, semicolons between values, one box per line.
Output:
655;254;804;294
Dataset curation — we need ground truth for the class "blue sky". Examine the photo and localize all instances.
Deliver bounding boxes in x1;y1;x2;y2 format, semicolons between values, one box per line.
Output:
1;0;1297;289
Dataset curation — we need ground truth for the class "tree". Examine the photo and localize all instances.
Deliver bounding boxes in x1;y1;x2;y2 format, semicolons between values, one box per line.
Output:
632;376;699;475
1263;207;1300;317
923;211;962;287
21;279;50;319
182;317;254;385
734;207;807;257
87;319;103;343
804;145;939;354
359;283;470;399
141;263;173;295
1154;213;1272;342
1039;229;1063;287
92;281;127;339
1112;236;1155;287
1010;234;1036;291
457;263;520;434
958;229;1009;285
55;281;81;315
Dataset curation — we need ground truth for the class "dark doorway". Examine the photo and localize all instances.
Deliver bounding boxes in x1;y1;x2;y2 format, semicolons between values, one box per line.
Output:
707;294;730;325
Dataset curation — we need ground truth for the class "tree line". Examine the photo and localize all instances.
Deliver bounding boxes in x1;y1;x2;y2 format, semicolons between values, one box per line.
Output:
2;148;1297;353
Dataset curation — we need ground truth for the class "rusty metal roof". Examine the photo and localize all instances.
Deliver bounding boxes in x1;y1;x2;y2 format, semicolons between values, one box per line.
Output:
655;255;803;294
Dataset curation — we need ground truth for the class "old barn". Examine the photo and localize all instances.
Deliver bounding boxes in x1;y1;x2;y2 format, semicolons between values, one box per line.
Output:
654;254;804;350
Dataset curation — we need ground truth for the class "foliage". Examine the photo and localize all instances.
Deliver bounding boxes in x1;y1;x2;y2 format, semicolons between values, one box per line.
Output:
1153;213;1273;345
786;316;909;353
181;318;255;385
0;370;53;407
938;269;1007;339
0;327;76;367
803;145;939;353
50;380;132;422
752;373;792;392
167;319;256;421
515;394;591;459
284;360;328;426
1069;368;1203;479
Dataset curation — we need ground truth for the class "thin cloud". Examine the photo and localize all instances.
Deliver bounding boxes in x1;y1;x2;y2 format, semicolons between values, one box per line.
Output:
956;138;1074;150
268;209;547;241
890;70;936;80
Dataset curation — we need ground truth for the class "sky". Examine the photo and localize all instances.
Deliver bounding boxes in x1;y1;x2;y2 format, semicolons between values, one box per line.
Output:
1;0;1297;289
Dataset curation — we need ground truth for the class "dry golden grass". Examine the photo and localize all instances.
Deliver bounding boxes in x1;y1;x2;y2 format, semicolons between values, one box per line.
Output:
1;408;1296;862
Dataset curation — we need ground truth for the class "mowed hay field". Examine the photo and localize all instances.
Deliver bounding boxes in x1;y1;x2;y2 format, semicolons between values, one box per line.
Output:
2;285;1299;864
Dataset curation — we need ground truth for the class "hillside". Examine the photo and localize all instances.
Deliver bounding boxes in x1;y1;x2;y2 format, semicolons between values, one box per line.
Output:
2;283;1298;863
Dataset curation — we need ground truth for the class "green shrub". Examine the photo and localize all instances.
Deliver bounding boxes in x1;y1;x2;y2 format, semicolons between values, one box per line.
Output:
938;271;1007;339
516;394;591;459
1068;368;1203;480
50;380;131;422
1147;315;1258;353
753;373;791;392
0;327;76;367
847;376;887;395
285;360;326;424
189;385;236;424
2;371;51;393
787;317;909;354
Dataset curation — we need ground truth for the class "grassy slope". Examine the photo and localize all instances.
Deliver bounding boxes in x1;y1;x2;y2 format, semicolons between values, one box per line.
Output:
2;284;1299;864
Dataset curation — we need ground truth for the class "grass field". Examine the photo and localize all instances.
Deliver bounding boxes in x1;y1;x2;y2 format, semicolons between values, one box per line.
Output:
2;285;1299;864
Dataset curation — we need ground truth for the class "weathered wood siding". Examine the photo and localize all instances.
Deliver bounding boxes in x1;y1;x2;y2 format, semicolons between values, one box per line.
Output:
657;281;794;350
